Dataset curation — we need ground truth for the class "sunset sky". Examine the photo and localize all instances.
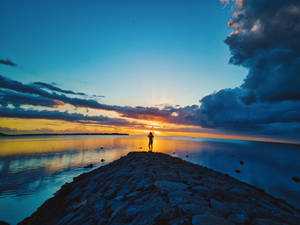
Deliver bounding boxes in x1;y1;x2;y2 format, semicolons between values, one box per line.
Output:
1;0;300;143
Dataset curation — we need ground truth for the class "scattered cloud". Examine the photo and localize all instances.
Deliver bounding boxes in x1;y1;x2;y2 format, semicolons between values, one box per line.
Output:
0;58;17;67
0;89;62;107
0;75;176;121
0;106;138;127
33;82;87;96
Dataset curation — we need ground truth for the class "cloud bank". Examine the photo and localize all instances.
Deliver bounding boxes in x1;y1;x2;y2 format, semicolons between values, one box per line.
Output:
0;106;137;127
0;74;177;122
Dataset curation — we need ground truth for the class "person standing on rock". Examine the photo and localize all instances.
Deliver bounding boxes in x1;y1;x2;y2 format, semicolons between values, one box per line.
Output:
148;132;154;151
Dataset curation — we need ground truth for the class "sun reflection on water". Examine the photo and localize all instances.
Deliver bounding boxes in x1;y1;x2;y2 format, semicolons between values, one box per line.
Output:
0;135;300;225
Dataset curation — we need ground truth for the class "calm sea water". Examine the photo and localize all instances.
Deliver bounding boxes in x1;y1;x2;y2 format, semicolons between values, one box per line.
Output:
0;135;299;224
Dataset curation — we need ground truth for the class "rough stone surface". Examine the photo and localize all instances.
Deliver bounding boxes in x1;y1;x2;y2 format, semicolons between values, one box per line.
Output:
192;213;234;225
19;152;300;225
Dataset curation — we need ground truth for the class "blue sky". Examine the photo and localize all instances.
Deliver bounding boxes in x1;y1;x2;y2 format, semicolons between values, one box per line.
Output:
0;0;246;106
1;0;299;142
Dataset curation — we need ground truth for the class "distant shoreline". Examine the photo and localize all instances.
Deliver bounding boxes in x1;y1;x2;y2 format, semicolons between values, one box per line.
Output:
0;132;129;137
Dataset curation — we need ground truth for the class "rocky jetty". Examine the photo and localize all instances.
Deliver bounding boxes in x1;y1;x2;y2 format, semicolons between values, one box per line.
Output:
19;152;300;225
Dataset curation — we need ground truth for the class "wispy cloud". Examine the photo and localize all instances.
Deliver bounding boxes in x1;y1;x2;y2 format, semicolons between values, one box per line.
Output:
0;106;138;127
33;82;88;96
0;58;17;67
0;89;62;107
0;75;177;121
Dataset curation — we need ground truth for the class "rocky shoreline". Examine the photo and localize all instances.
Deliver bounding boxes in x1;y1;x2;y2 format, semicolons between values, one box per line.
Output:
18;152;300;225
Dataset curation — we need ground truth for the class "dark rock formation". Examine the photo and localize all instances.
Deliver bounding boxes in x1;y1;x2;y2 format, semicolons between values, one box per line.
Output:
84;164;94;169
292;176;300;183
19;152;300;225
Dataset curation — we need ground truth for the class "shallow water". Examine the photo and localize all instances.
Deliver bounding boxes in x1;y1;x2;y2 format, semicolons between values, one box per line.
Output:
0;135;299;224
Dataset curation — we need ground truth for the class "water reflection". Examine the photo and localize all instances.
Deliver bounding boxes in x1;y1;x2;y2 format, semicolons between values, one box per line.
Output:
0;135;299;224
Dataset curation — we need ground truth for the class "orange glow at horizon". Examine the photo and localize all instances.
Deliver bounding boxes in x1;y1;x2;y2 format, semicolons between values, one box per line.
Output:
0;117;298;145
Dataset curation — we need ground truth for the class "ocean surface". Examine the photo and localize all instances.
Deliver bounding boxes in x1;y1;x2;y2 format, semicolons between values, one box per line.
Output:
0;135;299;224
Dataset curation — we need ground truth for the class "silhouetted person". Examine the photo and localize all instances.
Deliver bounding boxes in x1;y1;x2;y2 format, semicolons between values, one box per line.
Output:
148;132;154;151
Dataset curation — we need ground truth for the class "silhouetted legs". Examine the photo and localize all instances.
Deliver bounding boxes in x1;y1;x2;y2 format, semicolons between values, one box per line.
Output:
148;141;153;151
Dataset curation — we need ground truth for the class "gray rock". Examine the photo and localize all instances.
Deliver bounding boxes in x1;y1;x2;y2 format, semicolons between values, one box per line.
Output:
181;203;210;215
115;184;131;197
230;186;250;196
124;204;141;218
136;177;153;190
168;190;191;207
210;199;231;216
227;213;248;224
253;218;286;225
84;164;94;169
192;213;234;225
126;191;140;198
93;199;105;211
103;185;117;199
155;180;187;191
109;200;127;218
115;194;125;201
56;212;75;225
191;184;209;192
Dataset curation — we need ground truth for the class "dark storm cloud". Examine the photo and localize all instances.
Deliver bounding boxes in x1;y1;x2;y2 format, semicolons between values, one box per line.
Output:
225;0;300;102
33;82;87;96
196;88;300;129
0;106;137;127
0;59;17;67
182;0;300;140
